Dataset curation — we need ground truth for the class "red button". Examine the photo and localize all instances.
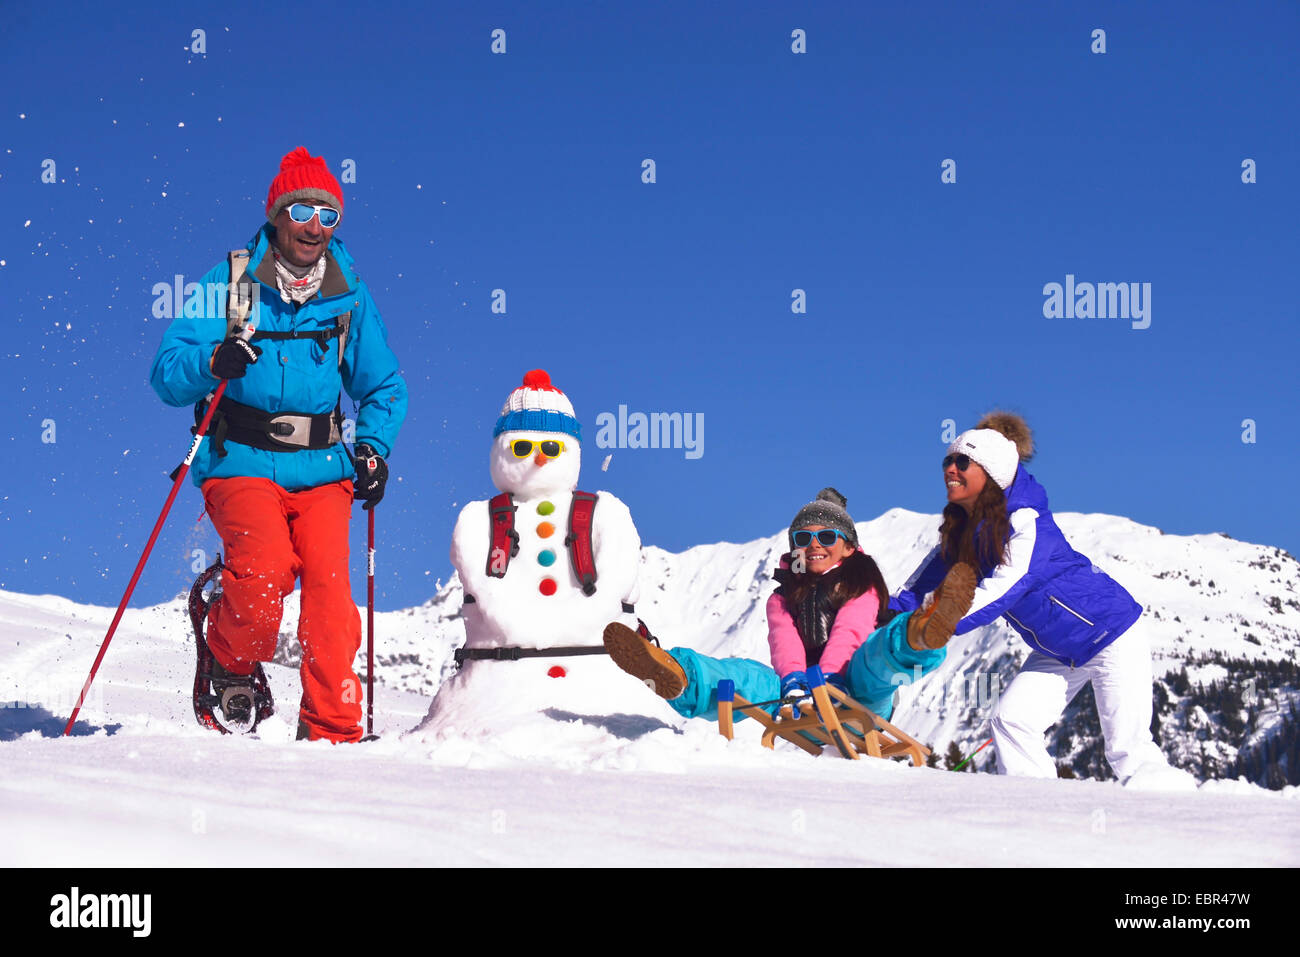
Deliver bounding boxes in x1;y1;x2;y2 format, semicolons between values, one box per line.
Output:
539;578;557;596
547;665;567;678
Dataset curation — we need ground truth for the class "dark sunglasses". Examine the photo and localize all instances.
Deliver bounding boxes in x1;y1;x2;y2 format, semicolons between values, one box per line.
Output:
942;454;972;471
792;528;847;548
511;439;565;458
287;203;342;228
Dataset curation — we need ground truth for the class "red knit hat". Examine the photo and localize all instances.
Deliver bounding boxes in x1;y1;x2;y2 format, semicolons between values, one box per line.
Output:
265;146;344;223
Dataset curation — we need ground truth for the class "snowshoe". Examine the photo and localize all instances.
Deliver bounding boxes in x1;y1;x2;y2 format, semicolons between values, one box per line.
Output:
189;556;275;735
210;659;268;734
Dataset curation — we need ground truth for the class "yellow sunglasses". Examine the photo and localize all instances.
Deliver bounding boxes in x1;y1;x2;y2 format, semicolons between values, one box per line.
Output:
510;439;566;458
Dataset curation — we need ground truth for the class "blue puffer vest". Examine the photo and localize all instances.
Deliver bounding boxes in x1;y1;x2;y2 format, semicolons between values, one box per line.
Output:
891;468;1141;667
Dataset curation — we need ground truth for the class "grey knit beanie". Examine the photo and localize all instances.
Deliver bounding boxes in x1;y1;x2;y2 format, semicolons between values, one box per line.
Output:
789;488;858;549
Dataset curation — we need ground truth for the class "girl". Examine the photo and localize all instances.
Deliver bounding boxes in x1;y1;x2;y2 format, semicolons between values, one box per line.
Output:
893;412;1196;789
604;488;977;725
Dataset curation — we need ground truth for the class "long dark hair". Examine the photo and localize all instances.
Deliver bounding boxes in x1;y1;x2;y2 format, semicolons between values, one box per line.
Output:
779;550;889;617
938;481;1010;570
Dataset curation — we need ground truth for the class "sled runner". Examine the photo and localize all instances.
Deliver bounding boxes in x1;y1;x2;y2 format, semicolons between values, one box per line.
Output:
189;556;275;735
716;666;930;765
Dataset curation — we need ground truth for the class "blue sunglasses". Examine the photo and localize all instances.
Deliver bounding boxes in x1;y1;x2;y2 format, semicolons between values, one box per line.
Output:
792;528;848;548
287;203;341;228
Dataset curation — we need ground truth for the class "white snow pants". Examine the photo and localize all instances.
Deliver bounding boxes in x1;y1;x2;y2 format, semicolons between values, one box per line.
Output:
990;619;1169;781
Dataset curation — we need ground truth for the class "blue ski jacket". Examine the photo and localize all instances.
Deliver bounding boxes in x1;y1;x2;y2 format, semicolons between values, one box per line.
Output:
890;467;1141;667
150;225;407;491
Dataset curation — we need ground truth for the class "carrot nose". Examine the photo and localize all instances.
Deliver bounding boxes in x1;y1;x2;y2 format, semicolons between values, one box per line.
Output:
534;450;548;466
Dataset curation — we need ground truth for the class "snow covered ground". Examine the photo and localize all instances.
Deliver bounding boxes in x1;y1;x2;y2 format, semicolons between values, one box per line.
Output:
2;529;1297;867
8;727;1296;868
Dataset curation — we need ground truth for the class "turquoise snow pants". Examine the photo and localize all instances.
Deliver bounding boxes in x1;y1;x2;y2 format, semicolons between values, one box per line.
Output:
667;610;946;723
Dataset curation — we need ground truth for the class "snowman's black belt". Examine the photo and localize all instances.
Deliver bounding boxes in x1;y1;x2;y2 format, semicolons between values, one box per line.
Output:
454;645;610;664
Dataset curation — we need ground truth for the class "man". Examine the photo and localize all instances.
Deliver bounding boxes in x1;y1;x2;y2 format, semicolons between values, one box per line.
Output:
151;146;407;742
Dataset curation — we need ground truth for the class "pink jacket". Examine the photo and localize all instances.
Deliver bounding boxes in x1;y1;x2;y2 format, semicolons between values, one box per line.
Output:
765;568;881;677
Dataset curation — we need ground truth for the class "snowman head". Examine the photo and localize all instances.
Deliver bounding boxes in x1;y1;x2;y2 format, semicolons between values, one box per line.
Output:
489;370;583;498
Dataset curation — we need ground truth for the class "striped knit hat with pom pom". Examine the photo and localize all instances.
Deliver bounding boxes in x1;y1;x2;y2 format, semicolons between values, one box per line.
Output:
265;146;344;223
493;369;582;441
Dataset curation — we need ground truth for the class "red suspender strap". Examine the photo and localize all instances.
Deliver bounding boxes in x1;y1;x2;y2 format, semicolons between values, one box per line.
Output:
567;490;599;596
487;493;519;578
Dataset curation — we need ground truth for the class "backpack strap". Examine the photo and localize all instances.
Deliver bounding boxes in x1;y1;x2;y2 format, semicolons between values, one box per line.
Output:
228;249;351;369
566;491;599;596
486;493;519;578
335;310;350;370
251;320;346;350
226;250;254;335
168;249;252;478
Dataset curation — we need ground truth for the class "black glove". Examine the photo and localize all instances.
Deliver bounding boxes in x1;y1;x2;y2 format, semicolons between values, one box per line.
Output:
352;443;389;510
210;335;263;379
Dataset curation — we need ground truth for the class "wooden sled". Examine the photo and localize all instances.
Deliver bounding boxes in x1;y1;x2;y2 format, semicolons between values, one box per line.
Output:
716;666;931;766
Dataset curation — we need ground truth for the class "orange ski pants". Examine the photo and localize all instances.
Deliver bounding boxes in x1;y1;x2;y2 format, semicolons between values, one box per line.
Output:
202;477;363;742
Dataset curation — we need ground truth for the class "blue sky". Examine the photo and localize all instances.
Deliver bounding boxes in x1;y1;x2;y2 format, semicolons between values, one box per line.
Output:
1;0;1296;610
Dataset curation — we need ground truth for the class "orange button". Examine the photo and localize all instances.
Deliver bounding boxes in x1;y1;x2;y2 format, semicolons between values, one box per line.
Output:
537;521;555;538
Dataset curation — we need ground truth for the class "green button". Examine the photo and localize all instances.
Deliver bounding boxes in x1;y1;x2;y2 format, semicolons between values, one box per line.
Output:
538;549;557;567
537;501;555;515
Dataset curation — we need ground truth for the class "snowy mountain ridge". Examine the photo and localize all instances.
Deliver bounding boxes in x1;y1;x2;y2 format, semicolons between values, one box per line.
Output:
383;506;1300;781
10;505;1294;784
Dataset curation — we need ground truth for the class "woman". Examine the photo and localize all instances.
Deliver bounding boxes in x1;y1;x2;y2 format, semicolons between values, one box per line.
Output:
894;412;1196;789
604;488;977;725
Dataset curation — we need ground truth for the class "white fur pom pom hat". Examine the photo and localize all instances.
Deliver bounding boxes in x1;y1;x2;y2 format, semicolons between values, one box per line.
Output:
947;411;1035;490
947;430;1019;490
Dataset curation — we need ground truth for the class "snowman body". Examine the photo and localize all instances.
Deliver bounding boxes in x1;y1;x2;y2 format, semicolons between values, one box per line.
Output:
451;488;640;650
419;420;653;737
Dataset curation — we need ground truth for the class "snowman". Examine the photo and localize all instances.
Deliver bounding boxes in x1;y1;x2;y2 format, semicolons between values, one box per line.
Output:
418;370;664;739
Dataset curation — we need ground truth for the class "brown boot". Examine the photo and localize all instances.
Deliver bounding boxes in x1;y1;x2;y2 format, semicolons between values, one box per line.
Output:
907;563;978;650
603;621;687;700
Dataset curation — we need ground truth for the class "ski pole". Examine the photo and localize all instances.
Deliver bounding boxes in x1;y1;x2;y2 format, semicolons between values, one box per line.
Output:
366;505;375;736
63;327;254;736
953;738;993;772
